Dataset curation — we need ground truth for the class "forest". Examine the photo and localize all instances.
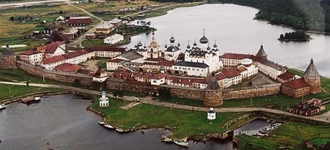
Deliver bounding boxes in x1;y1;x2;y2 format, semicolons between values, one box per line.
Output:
212;0;330;33
278;31;311;42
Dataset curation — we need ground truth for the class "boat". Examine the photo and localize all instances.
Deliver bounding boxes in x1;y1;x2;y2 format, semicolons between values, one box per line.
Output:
34;96;41;102
21;96;41;105
98;121;105;126
104;124;115;129
174;139;188;147
161;135;173;142
138;13;146;17
0;104;6;110
116;128;124;133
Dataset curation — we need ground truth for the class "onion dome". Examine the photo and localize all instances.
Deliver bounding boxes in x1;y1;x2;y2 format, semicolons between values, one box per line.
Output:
213;42;217;48
193;41;197;47
207;46;211;50
200;36;208;44
144;45;147;49
177;42;180;47
137;41;143;47
165;44;167;48
199;29;208;44
187;44;191;49
170;36;175;43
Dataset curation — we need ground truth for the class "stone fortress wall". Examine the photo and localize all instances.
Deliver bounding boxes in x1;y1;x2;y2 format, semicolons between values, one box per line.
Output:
18;60;281;101
223;83;281;100
17;61;93;86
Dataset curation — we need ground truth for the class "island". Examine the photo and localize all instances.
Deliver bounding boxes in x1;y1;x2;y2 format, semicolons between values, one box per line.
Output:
278;31;311;42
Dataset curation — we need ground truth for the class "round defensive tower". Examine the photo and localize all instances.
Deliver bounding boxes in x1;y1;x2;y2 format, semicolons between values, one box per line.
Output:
0;45;17;69
204;73;223;107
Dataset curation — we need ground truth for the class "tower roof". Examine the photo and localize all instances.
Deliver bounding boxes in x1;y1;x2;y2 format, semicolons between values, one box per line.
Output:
303;58;320;77
256;45;267;58
170;36;175;43
2;45;15;56
199;29;208;44
206;73;220;90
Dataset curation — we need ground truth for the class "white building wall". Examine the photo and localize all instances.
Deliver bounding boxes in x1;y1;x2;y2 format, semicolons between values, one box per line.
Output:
151;77;165;85
28;53;43;65
106;62;121;71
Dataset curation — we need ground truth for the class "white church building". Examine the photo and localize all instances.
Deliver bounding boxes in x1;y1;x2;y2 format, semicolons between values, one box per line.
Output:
172;30;223;77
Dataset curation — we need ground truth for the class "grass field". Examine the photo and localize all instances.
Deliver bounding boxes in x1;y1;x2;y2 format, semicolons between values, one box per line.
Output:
0;84;62;101
91;97;242;139
237;121;330;149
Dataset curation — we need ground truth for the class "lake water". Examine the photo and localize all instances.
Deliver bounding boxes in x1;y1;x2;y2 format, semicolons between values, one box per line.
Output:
0;94;234;150
124;4;330;77
2;4;324;149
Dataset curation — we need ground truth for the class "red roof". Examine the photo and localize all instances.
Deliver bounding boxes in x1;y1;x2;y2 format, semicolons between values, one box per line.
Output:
178;53;185;60
86;46;125;53
45;41;64;54
20;50;41;55
54;63;82;72
222;68;241;78
67;17;91;25
144;57;174;66
114;70;131;79
133;72;144;78
150;73;169;80
282;78;309;89
277;72;296;81
215;72;227;80
42;55;66;64
222;53;253;59
107;59;123;63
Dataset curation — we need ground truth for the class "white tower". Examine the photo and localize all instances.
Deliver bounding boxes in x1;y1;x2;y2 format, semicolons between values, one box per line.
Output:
99;91;109;107
207;107;216;121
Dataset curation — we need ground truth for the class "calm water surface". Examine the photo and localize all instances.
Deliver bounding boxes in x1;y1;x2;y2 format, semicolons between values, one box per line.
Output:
124;4;330;77
2;4;323;150
0;95;234;150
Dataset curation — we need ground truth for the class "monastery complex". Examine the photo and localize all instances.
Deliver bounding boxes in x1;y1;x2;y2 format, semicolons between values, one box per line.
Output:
0;31;322;107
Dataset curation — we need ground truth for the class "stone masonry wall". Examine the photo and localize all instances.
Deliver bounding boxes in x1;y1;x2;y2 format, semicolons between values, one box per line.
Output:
162;85;205;100
223;84;281;100
0;56;17;69
106;78;154;94
17;61;92;86
17;61;282;101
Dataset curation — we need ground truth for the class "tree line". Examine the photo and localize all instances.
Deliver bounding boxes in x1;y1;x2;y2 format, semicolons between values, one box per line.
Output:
210;0;330;33
279;31;311;42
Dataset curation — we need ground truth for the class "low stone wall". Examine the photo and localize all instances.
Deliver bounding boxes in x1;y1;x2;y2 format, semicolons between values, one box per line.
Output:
106;79;154;94
17;61;283;102
223;84;281;100
254;111;328;125
17;61;92;86
161;85;205;100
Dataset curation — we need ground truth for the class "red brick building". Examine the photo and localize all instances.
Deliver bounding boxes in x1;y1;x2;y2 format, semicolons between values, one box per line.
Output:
281;59;322;98
67;17;92;27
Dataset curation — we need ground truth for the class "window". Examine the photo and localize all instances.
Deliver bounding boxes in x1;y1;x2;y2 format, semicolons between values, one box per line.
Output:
197;69;199;71
188;68;191;70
